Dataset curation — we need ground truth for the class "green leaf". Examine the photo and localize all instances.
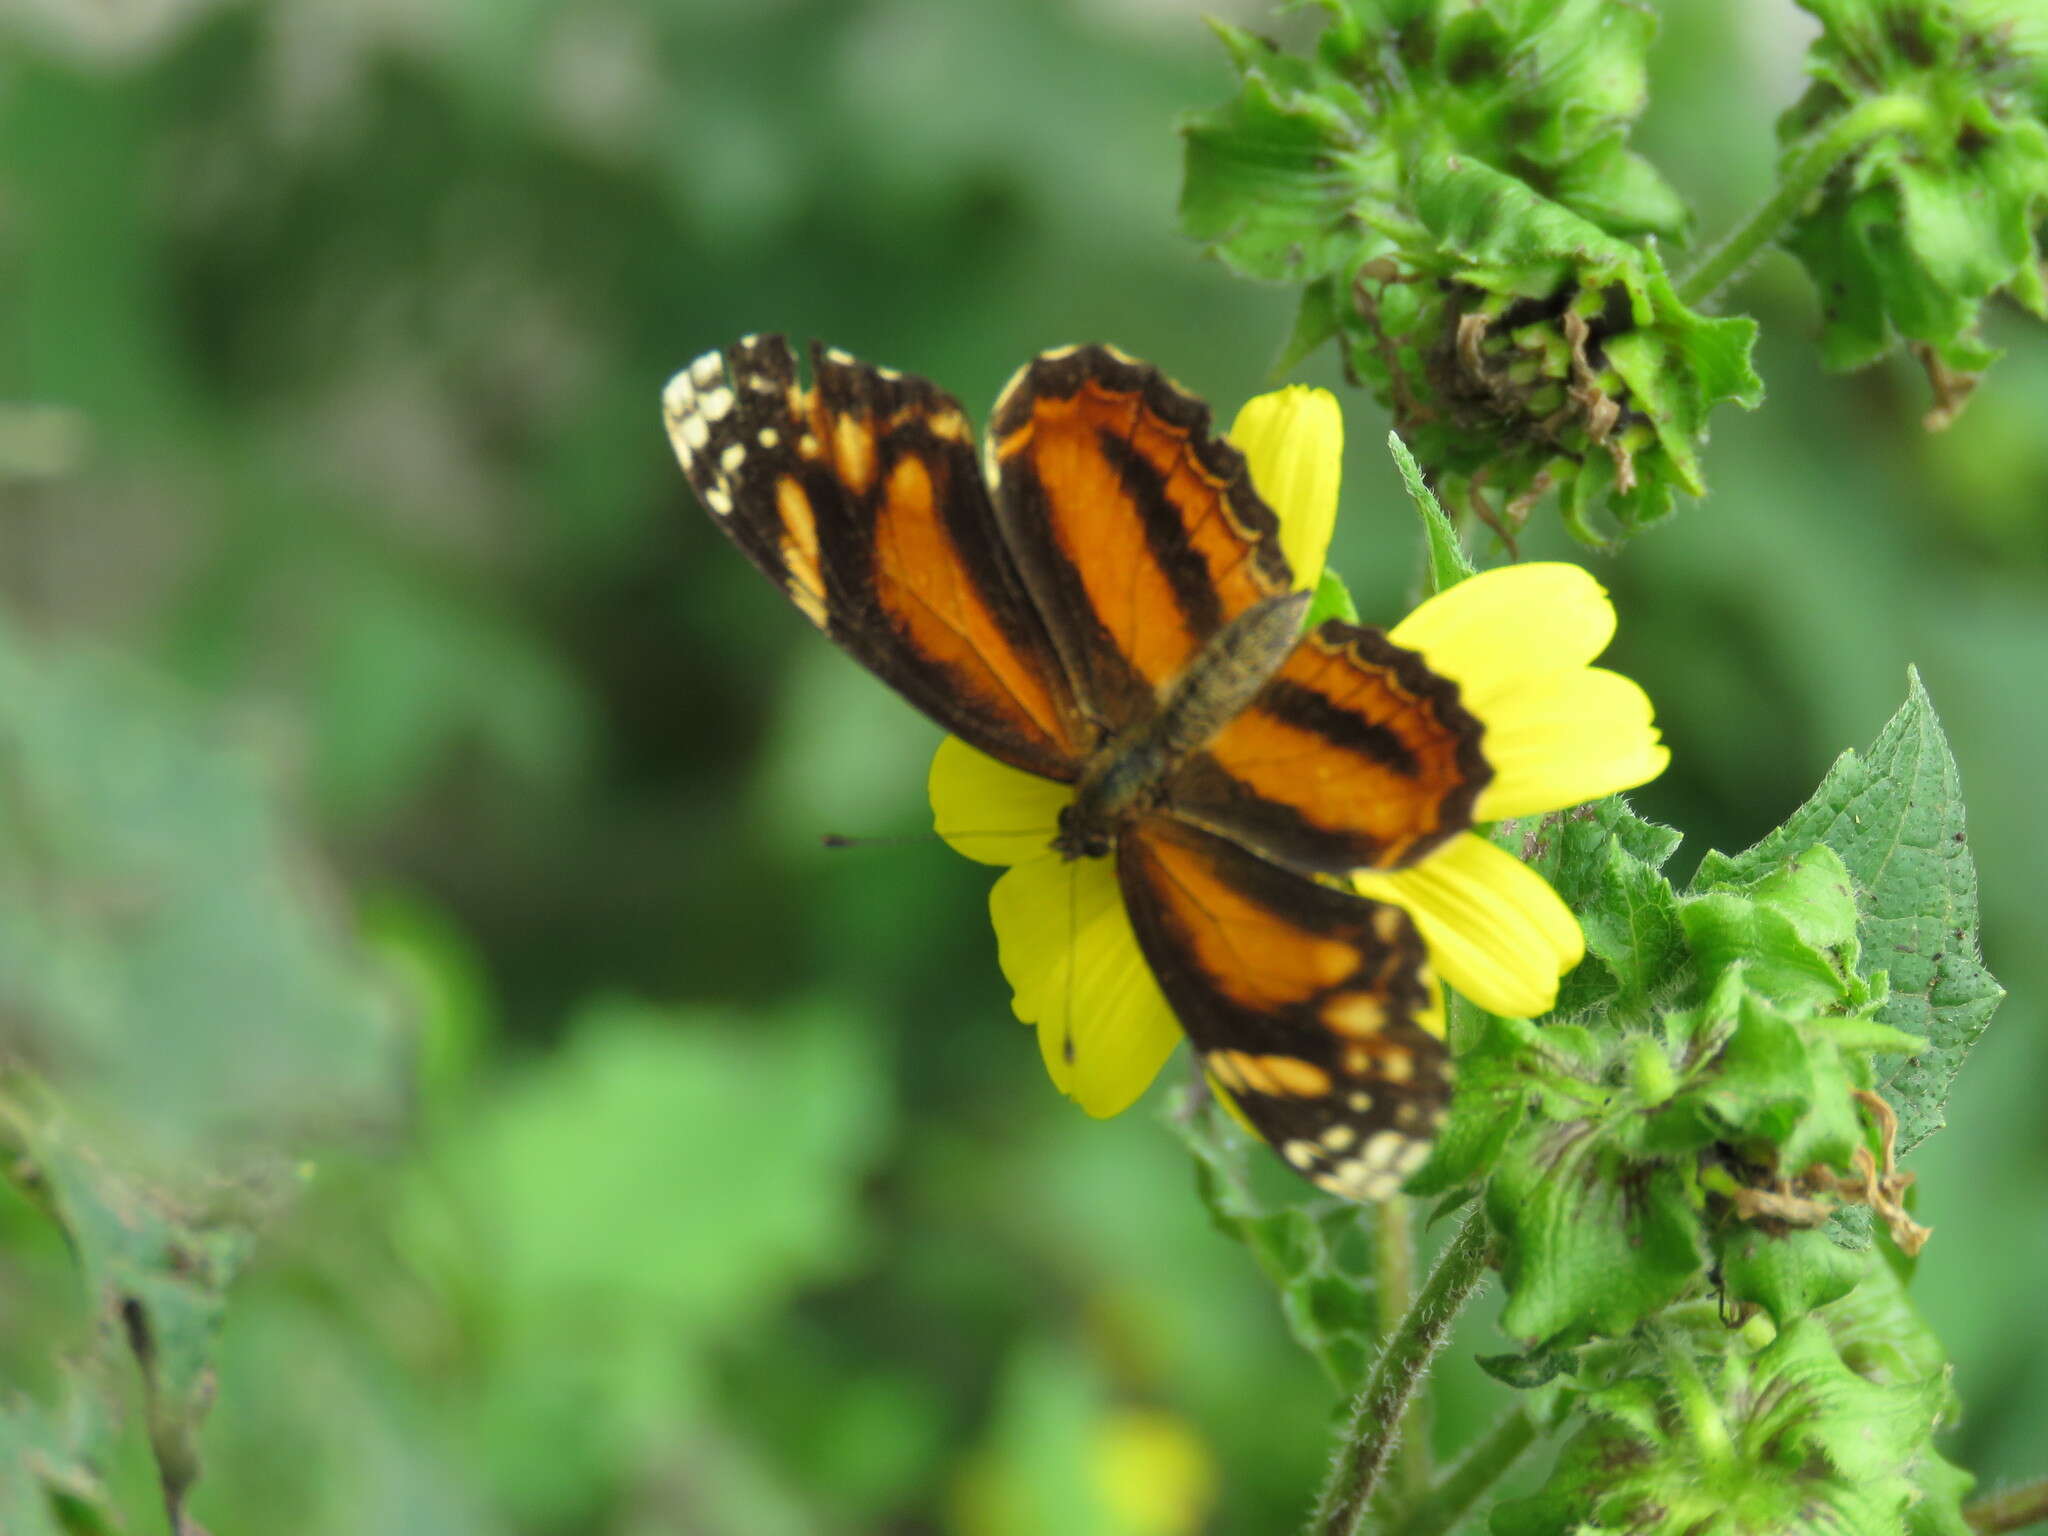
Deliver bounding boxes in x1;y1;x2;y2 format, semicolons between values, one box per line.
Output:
4;1106;256;1530
1815;1251;1956;1409
1475;1340;1581;1390
1692;672;2003;1154
1403;1012;1544;1201
1486;1086;1703;1345
405;998;888;1524
1713;1224;1867;1328
1905;1446;1977;1536
1170;1092;1380;1394
1304;567;1361;629
1315;0;1685;235
0;618;404;1166
1388;430;1475;594
1576;839;1688;1020
1509;795;1683;1016
0;1372;123;1536
1274;275;1345;378
1178;28;1389;285
1687;989;1870;1174
1682;846;1881;1020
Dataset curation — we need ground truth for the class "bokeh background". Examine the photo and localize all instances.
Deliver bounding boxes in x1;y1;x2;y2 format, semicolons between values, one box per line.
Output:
2;1;2044;1532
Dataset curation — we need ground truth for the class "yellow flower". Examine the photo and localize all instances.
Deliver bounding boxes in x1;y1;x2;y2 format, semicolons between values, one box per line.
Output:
929;386;1668;1119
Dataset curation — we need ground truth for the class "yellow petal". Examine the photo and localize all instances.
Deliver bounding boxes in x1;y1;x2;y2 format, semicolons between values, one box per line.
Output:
1388;562;1667;817
1388;562;1615;692
1413;962;1447;1042
1228;385;1343;591
1353;832;1583;1019
988;852;1182;1117
1473;667;1672;820
929;735;1070;867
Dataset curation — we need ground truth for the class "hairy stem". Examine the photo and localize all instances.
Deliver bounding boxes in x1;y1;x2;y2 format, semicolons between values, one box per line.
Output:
1374;1197;1429;1505
1675;93;1935;309
1968;1478;2048;1534
1310;1209;1494;1536
1390;1405;1541;1536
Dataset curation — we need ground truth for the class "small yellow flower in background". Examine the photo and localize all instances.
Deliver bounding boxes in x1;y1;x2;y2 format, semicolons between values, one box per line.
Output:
929;383;1669;1118
1091;1408;1219;1536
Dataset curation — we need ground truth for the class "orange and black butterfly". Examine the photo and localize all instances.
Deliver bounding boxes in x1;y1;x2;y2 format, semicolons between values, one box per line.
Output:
664;337;1489;1200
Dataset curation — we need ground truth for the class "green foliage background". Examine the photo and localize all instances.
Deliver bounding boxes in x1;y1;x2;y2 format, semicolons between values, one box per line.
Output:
1;2;2043;1531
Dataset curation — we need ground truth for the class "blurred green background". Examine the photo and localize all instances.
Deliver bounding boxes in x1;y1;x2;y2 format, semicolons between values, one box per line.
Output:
1;2;2043;1532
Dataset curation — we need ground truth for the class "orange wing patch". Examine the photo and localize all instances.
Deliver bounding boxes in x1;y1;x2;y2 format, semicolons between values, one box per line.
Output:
1171;618;1491;874
861;448;1074;763
1136;824;1361;1012
1116;818;1450;1203
988;346;1294;725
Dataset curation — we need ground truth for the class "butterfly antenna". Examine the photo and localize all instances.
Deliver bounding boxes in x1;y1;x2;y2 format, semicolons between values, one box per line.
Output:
819;831;942;850
820;825;1053;851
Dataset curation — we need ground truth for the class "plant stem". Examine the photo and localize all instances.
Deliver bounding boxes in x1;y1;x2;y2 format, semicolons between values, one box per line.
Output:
1309;1209;1494;1536
1374;1196;1429;1506
1390;1406;1541;1536
1674;93;1934;309
1968;1478;2048;1534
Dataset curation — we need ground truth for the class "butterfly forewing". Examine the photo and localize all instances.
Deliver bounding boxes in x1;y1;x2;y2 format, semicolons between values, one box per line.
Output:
1116;818;1451;1200
665;336;1084;781
987;345;1296;736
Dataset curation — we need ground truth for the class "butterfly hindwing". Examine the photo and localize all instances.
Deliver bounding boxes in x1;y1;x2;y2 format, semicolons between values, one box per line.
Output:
1167;617;1492;875
987;345;1296;734
665;336;1084;781
1116;817;1451;1200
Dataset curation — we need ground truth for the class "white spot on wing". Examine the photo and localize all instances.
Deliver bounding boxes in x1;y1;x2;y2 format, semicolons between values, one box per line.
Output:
758;427;780;448
690;352;725;388
681;413;710;451
1362;1131;1404;1170
719;443;746;474
703;483;733;515
699;386;735;422
662;372;696;419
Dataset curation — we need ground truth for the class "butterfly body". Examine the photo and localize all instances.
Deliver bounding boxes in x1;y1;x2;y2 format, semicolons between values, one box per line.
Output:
1054;587;1311;861
665;336;1491;1200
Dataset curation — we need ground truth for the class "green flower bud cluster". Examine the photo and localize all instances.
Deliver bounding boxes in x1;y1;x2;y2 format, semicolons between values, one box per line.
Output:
1180;0;1761;546
1495;1313;1967;1536
1780;0;2048;424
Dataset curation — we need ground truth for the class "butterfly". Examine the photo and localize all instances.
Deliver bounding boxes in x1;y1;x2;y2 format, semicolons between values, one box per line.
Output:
663;336;1492;1200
